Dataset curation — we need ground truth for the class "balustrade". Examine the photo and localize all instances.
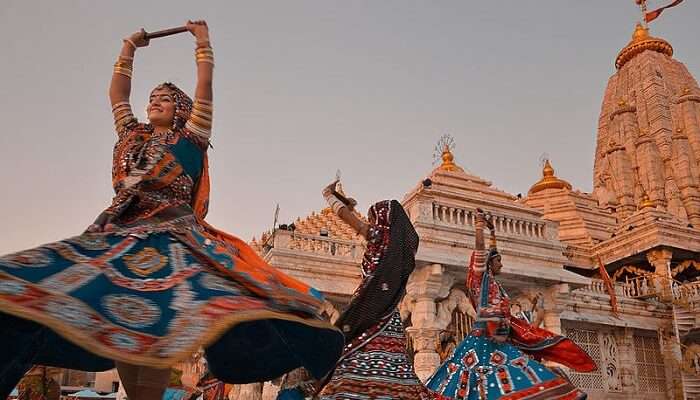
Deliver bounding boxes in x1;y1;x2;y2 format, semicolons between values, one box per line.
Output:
431;202;547;239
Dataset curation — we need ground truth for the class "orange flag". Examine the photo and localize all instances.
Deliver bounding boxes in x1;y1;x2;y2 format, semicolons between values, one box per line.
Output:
645;0;684;23
597;256;620;317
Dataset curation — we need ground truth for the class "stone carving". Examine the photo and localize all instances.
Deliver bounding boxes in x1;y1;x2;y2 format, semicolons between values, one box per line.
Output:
436;288;475;328
602;333;622;392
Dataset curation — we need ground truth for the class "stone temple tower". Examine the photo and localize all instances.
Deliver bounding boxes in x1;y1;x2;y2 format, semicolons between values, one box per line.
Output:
593;23;700;225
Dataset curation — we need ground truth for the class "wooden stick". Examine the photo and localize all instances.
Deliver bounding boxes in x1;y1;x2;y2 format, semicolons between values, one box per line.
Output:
144;26;188;40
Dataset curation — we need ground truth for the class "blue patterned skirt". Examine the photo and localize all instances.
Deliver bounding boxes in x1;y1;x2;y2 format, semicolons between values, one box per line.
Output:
426;334;586;400
0;218;343;384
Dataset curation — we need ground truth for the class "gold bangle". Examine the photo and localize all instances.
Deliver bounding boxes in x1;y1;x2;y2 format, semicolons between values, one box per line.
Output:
118;55;134;61
113;104;132;112
194;104;213;112
113;68;132;78
112;101;130;110
123;38;137;50
114;62;133;69
185;121;211;138
113;65;133;72
191;107;212;118
189;114;212;129
191;109;213;121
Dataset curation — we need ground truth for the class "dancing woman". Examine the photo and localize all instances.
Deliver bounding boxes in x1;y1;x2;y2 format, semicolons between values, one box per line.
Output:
426;209;595;400
314;182;432;400
0;21;343;400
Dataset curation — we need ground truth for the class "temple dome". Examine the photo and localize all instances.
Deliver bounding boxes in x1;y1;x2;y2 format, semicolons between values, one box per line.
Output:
615;23;673;69
528;160;572;195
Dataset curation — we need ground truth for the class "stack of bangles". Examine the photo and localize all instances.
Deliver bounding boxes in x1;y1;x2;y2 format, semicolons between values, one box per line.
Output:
323;187;346;215
195;40;214;66
112;101;135;131
113;53;133;79
185;98;213;139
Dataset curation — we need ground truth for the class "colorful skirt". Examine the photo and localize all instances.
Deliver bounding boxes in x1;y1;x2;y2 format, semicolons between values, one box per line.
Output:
426;334;586;400
319;311;432;400
0;216;344;383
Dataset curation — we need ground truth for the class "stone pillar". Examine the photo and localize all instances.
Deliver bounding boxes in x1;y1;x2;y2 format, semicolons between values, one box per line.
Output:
616;328;638;394
405;263;454;382
647;249;674;302
542;284;568;335
647;249;686;399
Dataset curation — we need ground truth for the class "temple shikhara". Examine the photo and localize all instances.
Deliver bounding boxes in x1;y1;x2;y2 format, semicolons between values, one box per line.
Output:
21;7;700;400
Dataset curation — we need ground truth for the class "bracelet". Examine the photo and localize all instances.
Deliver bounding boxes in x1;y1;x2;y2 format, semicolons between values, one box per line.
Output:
323;189;346;215
189;114;212;129
112;101;130;111
123;38;137;50
114;61;132;69
113;68;132;79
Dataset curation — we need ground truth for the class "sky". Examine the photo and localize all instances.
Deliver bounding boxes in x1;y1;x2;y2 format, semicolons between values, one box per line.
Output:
1;1;699;254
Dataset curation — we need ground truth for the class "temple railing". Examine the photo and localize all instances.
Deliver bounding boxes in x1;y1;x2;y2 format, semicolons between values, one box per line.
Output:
272;230;364;260
581;273;700;306
430;202;549;240
676;280;700;303
579;278;625;297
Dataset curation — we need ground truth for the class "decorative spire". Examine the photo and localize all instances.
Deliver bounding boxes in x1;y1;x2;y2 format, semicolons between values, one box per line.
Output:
528;159;572;194
433;134;464;172
615;23;673;69
438;144;464;172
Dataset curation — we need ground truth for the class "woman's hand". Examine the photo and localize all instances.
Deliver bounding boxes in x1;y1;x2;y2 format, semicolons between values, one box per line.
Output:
86;212;116;233
187;20;209;40
475;208;494;230
322;180;339;197
475;208;486;223
126;29;149;48
485;214;495;231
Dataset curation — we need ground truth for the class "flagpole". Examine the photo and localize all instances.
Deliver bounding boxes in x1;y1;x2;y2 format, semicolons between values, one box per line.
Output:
637;0;649;27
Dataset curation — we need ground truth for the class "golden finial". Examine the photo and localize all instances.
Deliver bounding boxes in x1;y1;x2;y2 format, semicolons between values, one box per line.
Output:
433;134;464;172
528;158;572;194
639;191;655;209
615;23;673;69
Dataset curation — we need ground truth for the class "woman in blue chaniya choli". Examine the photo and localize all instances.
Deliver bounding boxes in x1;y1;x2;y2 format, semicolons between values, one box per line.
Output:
426;209;594;400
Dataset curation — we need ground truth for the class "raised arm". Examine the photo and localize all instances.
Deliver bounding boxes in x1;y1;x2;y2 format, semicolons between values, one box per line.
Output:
322;181;370;239
109;30;149;134
471;209;489;274
184;20;214;141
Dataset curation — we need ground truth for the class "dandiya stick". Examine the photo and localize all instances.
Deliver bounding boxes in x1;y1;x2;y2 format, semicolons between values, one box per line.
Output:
144;26;188;40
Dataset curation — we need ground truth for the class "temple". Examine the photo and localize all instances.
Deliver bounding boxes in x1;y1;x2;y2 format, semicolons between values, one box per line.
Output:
245;23;700;400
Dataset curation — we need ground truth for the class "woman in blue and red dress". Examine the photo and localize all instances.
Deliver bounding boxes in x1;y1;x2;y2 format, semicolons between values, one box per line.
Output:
426;209;595;400
0;21;343;400
313;182;432;400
